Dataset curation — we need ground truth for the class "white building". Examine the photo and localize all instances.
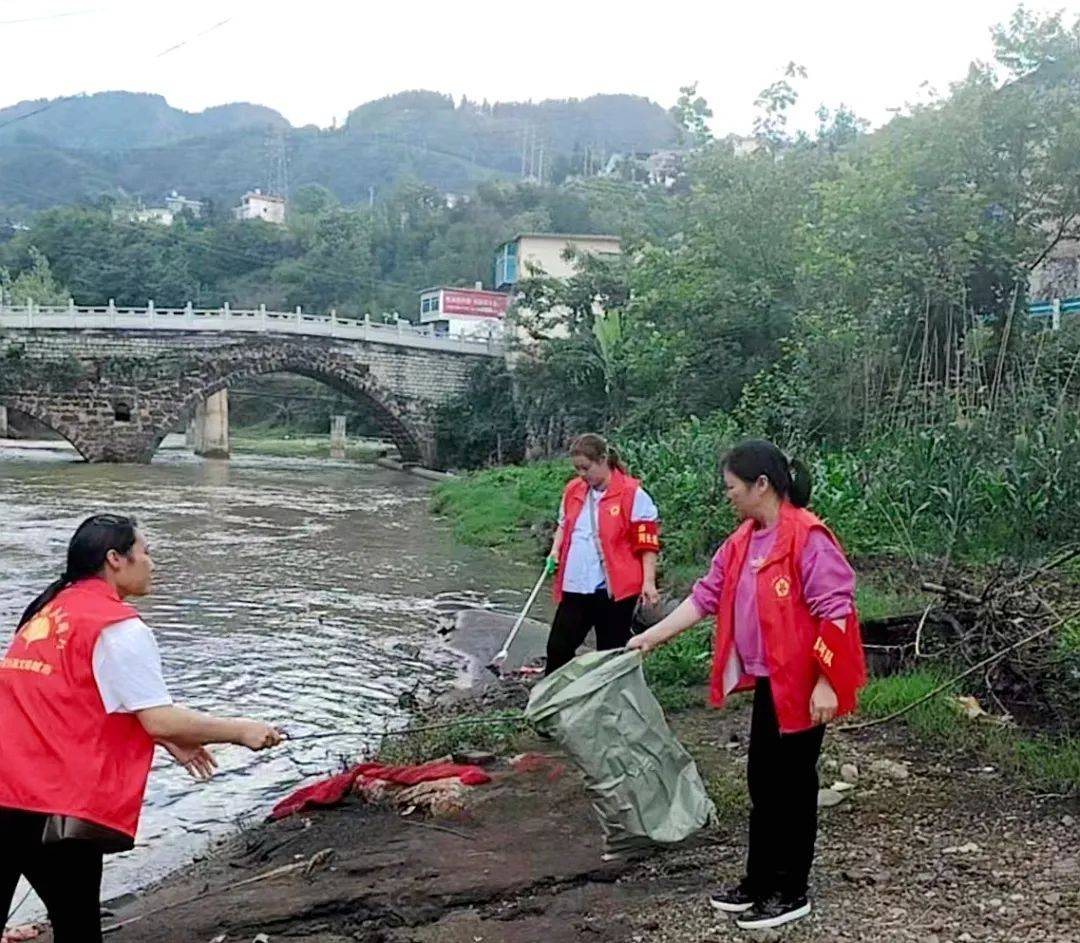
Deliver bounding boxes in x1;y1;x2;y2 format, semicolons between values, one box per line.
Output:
234;189;286;225
127;206;174;226
418;284;509;340
492;233;622;346
164;191;204;218
493;233;621;290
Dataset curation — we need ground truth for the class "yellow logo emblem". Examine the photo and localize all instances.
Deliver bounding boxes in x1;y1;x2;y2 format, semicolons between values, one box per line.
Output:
18;605;70;651
609;505;621;516
773;577;791;599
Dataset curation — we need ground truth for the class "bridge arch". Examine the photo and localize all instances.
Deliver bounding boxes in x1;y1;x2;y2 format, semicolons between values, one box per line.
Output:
0;328;481;466
0;397;94;461
156;347;427;463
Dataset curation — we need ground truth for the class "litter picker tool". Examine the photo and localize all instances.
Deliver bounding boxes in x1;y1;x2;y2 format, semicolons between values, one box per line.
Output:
488;567;547;673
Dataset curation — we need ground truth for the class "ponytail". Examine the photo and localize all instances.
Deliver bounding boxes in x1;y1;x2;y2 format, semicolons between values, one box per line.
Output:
788;458;812;509
723;440;813;508
606;444;626;473
17;577;72;631
569;433;625;472
16;514;138;632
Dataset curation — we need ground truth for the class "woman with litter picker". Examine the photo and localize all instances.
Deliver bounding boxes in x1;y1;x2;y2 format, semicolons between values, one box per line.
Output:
0;514;283;942
628;440;865;931
544;433;661;675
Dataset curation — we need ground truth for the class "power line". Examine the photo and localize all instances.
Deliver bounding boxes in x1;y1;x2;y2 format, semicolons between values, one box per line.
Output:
0;11;240;136
0;96;79;133
156;16;233;59
0;7;100;26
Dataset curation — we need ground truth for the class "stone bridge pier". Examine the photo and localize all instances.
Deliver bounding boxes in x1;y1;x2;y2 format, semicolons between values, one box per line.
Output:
185;390;231;459
0;329;490;466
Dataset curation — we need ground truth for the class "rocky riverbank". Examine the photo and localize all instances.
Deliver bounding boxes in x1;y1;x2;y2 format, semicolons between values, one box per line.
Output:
28;685;1072;943
7;602;1076;943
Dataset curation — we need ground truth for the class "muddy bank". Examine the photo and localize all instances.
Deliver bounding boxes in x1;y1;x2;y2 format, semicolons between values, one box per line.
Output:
57;688;1074;943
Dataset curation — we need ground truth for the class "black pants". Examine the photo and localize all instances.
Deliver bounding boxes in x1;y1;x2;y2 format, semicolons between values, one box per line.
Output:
545;590;637;675
744;678;826;900
0;808;104;942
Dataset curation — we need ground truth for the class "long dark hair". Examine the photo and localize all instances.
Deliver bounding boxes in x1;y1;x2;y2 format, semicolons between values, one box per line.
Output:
17;514;139;630
569;433;626;473
723;440;812;509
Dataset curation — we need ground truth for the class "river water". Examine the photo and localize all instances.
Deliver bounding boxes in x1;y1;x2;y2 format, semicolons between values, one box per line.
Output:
0;442;538;923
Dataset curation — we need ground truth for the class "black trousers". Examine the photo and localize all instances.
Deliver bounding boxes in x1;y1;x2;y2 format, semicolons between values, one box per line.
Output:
545;590;638;675
0;808;104;942
744;678;826;900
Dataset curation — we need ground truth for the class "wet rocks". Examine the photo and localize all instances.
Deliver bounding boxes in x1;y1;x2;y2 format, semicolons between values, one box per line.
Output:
818;788;847;808
871;758;911;781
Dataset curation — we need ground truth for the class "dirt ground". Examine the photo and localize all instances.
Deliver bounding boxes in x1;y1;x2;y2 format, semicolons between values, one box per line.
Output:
40;694;1073;943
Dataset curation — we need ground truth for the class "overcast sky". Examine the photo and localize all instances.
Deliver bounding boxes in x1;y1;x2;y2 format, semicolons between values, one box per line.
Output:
0;0;1075;134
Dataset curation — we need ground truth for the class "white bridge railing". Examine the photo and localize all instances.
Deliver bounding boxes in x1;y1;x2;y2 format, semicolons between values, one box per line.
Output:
0;300;504;357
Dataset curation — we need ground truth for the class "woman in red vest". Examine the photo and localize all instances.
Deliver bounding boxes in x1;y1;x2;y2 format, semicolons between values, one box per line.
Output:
544;433;661;675
0;514;283;942
628;440;865;931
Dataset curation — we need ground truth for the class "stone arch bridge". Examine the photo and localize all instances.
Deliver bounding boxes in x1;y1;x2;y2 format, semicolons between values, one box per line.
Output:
0;305;501;465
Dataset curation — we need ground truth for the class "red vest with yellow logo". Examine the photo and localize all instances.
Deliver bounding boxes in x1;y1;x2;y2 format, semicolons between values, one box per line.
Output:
555;469;659;603
708;503;866;733
0;577;156;837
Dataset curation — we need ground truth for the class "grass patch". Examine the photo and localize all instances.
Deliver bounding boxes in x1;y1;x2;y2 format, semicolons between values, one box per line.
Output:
431;461;566;554
1059;616;1080;655
855;582;929;622
859;670;959;738
704;766;749;819
376;711;528;766
643;623;712;712
857;670;1079;795
232;435;384;462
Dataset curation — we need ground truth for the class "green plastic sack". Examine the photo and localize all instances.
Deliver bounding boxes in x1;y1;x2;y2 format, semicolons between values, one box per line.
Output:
525;649;717;855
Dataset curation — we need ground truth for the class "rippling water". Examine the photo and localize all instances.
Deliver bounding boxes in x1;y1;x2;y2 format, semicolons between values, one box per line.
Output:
0;442;536;922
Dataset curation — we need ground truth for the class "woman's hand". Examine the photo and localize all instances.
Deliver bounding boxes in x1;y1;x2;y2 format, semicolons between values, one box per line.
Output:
236;720;284;751
627;627;664;654
639;580;660;609
628;597;705;655
162;740;218;781
810;675;839;726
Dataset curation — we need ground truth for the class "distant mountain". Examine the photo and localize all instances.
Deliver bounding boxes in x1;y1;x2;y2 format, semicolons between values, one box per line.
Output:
0;90;682;211
0;92;289;150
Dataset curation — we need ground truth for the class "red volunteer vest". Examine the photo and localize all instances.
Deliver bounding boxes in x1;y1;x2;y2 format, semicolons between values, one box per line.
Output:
555;469;647;603
0;577;156;837
708;503;867;733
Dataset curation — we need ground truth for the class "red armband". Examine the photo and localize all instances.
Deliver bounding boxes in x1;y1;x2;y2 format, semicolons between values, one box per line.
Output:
631;520;661;555
811;614;867;716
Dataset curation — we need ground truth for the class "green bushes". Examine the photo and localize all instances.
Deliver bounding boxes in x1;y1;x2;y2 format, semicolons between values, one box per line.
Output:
858;672;1080;794
436;407;1080;572
431;461;565;552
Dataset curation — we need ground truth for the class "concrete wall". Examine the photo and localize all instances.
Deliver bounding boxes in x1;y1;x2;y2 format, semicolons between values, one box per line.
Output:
516;235;621;281
1031;236;1080;300
509;235;622;349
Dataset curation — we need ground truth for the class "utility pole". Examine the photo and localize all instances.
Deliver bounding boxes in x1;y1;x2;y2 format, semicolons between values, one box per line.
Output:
266;127;290;199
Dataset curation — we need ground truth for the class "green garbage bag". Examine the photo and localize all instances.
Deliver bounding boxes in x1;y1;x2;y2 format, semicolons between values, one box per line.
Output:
525;649;717;855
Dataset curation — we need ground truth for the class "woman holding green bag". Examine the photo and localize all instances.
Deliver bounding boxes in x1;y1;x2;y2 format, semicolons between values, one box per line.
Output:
629;439;865;931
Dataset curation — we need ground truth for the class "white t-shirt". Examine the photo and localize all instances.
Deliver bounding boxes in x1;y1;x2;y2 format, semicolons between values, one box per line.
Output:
91;618;173;714
558;487;659;594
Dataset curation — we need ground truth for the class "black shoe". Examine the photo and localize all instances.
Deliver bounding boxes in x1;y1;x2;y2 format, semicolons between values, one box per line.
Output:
709;880;759;914
735;894;811;930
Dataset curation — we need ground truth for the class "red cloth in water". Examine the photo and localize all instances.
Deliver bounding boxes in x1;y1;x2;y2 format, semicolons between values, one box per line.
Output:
269;760;492;820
